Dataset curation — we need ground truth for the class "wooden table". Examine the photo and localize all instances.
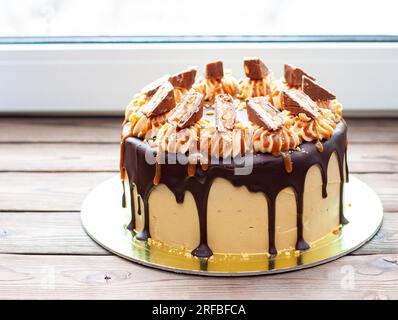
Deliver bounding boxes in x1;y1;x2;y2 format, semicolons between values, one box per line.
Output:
0;117;397;300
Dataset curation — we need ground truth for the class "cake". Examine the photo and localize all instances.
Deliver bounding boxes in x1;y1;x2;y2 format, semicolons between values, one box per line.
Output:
120;57;348;258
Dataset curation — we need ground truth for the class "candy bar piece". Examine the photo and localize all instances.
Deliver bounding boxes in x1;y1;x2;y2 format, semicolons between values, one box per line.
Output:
281;89;319;119
168;90;204;129
205;61;224;80
246;97;283;131
141;81;176;117
302;76;336;101
169;67;197;89
243;57;269;80
141;75;170;97
284;64;315;87
214;94;236;132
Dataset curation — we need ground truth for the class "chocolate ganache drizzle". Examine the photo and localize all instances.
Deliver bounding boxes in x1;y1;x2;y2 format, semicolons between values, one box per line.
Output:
120;59;349;258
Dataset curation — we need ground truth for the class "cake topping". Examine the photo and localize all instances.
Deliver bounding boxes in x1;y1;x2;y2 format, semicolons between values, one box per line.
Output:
302;76;336;101
205;61;224;80
282;89;319;119
141;75;170;97
243;57;269;80
214;94;236;132
246;97;283;131
284;64;315;87
168;90;204;129
123;60;344;158
141;81;176;117
169;67;197;89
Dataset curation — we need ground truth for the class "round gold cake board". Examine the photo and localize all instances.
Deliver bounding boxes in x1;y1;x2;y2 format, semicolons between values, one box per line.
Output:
81;175;383;276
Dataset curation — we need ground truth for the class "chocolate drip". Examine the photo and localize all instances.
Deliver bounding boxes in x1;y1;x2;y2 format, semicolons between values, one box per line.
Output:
189;181;213;258
122;181;126;208
124;139;155;241
321;166;328;199
123;122;348;257
136;194;142;216
342;118;350;183
126;183;135;231
339;148;349;225
136;198;151;241
295;191;310;250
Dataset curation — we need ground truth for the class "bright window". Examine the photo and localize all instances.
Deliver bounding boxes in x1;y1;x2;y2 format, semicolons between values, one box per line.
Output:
1;0;397;38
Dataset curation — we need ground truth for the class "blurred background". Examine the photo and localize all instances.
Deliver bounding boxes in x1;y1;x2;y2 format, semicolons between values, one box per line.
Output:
0;0;397;115
1;0;397;37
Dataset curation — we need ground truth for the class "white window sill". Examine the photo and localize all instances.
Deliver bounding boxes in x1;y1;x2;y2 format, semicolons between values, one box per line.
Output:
0;42;397;115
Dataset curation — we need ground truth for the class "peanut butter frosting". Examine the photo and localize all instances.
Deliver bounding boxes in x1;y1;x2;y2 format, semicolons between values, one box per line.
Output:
193;72;238;103
237;76;272;99
121;59;344;162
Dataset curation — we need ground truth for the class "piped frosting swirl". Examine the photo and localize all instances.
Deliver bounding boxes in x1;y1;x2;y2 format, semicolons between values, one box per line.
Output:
194;73;238;103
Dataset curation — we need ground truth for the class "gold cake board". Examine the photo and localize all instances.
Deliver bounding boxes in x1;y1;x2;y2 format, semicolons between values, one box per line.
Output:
81;175;383;276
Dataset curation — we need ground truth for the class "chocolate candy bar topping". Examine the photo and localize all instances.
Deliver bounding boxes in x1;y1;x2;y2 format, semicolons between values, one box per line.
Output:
302;76;336;101
282;89;319;119
214;94;236;132
141;81;176;117
141;74;170;97
168;89;204;129
169;67;197;90
246;96;283;131
284;64;315;87
205;60;224;80
243;57;270;80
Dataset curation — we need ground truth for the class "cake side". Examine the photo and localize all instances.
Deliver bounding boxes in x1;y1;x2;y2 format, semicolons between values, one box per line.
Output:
123;121;347;255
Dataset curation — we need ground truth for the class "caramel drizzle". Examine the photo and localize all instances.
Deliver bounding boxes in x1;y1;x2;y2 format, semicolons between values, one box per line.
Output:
153;162;161;185
240;130;246;157
119;136;130;181
188;163;196;177
315;140;324;152
282;152;293;173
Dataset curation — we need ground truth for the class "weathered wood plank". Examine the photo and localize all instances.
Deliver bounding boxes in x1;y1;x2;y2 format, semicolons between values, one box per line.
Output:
354;173;398;212
0;117;120;143
348;144;398;173
0;253;396;299
0;172;114;211
0;117;397;143
0;143;119;172
352;211;398;255
346;118;398;143
0;172;395;212
0;143;396;173
0;211;395;256
0;212;108;255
